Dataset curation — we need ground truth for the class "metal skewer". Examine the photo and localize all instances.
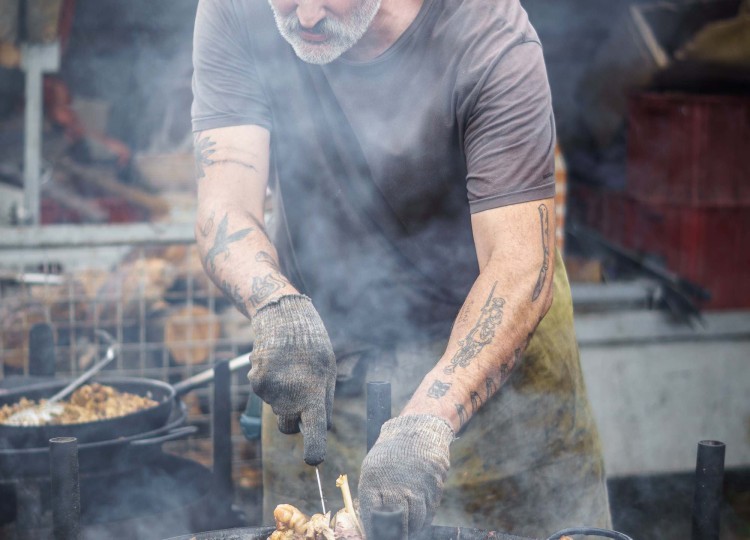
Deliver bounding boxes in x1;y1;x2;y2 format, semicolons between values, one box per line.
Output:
315;466;326;514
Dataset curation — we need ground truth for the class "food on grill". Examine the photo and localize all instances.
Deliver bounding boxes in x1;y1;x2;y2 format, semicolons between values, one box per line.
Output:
268;504;334;540
0;383;158;426
267;474;364;540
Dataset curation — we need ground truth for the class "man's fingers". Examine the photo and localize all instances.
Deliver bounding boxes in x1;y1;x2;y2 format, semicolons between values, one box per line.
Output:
277;413;301;434
300;403;328;466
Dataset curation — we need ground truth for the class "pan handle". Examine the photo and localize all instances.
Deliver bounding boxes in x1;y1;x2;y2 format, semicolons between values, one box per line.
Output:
547;528;633;540
130;426;198;447
173;354;252;397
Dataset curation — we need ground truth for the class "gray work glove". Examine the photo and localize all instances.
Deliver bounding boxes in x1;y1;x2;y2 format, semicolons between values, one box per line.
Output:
359;414;454;538
247;294;336;465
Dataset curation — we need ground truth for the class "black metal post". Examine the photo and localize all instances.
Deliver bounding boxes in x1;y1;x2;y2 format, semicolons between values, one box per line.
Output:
371;508;405;540
367;381;391;452
692;440;725;540
49;437;80;540
29;322;55;376
213;358;233;506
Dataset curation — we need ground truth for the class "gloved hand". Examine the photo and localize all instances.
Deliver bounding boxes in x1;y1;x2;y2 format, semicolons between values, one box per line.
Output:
247;294;336;465
359;414;454;538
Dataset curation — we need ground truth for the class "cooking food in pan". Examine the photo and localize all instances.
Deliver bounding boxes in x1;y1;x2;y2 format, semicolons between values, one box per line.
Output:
268;475;364;540
0;383;158;426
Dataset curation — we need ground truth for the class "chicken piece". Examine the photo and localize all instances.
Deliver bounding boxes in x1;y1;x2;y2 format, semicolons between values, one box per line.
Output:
273;504;310;535
268;504;335;540
306;512;335;540
332;508;364;539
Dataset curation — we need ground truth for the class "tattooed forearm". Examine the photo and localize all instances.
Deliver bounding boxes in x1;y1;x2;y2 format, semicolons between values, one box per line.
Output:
219;280;250;318
444;282;505;374
249;273;287;307
426;380;452;399
194;135;216;180
199;210;215;238
532;204;550;301
204;214;253;273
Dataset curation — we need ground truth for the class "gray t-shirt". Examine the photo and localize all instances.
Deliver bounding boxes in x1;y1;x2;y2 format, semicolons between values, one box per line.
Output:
192;0;556;345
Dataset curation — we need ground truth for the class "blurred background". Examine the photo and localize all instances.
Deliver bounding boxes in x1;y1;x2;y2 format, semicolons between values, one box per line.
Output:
0;0;748;539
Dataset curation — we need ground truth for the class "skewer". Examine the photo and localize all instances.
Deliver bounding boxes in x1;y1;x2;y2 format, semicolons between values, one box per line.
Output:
316;466;326;515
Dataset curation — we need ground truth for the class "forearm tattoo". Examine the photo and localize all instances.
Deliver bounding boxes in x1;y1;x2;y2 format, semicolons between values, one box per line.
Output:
443;282;505;375
470;391;482;413
249;274;287;308
455;403;468;428
204;214;253;273
532;204;550;301
219;279;250;318
256;251;281;272
427;380;452;399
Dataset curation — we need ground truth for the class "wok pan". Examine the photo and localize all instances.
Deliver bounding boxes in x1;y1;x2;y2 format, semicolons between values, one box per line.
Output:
0;401;195;477
0;354;251;449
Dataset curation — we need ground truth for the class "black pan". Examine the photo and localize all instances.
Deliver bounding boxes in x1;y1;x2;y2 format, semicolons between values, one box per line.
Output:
0;401;194;478
0;354;251;449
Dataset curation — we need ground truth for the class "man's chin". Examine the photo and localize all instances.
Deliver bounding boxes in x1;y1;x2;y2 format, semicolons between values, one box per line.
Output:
289;41;348;65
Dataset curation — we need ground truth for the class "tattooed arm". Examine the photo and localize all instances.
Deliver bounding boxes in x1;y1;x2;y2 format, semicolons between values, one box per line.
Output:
401;197;555;432
194;125;299;317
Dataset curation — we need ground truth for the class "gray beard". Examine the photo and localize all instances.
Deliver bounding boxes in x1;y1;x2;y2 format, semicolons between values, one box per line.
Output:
268;0;382;64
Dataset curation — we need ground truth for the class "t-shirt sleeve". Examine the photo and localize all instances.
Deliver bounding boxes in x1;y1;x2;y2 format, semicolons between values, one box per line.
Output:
191;0;272;132
464;40;556;213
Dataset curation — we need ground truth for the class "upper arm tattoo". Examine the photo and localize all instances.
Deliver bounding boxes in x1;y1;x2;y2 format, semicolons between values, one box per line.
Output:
194;135;259;180
204;214;253;273
443;282;505;375
194;135;216;180
532;204;551;301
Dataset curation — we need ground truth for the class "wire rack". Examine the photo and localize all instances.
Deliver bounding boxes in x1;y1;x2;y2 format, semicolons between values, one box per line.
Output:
0;225;262;508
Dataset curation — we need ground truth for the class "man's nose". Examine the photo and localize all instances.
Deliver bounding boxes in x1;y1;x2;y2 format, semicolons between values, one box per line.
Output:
296;1;326;29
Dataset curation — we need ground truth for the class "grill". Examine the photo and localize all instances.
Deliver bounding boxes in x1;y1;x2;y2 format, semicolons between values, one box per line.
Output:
0;348;246;539
0;228;262;514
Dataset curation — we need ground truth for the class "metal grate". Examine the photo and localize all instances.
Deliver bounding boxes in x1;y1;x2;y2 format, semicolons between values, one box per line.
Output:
0;223;262;509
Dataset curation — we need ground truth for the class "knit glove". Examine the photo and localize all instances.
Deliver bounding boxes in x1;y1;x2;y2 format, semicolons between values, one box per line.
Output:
248;294;336;465
359;415;454;538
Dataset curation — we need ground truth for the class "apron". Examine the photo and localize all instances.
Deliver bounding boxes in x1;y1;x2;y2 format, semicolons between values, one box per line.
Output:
260;251;612;537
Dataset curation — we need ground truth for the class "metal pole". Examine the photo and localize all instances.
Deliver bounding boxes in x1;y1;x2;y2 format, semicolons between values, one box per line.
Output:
20;42;60;225
366;381;391;452
692;440;725;540
212;358;233;506
49;437;81;540
29;322;56;376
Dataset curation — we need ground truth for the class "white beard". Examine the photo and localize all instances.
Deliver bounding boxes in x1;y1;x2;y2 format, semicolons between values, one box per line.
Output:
268;0;382;64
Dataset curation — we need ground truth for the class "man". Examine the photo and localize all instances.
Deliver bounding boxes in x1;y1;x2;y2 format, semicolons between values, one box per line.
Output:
191;0;611;537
